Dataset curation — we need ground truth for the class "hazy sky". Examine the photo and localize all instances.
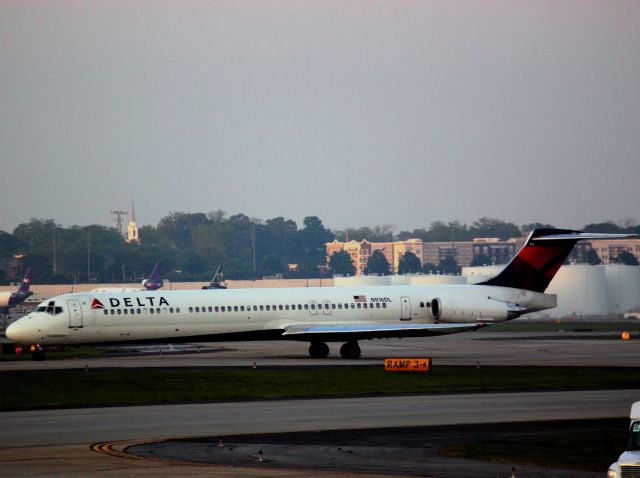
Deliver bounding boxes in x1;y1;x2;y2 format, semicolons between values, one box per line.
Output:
1;1;639;233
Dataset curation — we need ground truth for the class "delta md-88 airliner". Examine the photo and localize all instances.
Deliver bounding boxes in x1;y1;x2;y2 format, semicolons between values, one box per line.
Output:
5;229;634;359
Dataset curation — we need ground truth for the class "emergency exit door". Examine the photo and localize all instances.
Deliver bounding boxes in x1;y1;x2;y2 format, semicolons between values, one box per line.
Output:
67;300;83;328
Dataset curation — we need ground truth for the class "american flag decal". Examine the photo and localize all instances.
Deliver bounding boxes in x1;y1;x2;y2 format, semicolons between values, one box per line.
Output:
353;295;366;303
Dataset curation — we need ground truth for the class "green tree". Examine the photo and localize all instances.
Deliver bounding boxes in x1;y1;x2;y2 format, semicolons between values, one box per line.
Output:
364;250;391;276
328;250;356;276
584;249;603;265
471;253;492;266
614;251;639;266
470;217;520;240
439;255;461;274
521;223;555;233
397;252;421;274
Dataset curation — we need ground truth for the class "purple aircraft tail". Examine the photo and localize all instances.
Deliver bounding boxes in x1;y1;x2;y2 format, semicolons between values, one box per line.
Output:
17;267;32;295
142;261;162;291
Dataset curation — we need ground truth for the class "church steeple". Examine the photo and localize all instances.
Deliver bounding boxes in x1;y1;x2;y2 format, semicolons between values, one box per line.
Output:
127;200;140;243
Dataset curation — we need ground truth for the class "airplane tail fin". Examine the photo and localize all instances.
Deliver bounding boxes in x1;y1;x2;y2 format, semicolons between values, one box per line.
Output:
17;267;32;295
478;229;636;293
142;261;162;290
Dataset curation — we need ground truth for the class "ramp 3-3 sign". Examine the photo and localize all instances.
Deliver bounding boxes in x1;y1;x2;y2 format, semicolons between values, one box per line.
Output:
385;357;431;372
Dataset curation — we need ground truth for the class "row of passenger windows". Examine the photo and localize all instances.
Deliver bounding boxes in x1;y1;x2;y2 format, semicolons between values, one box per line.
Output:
188;302;387;313
103;307;180;315
101;302;389;316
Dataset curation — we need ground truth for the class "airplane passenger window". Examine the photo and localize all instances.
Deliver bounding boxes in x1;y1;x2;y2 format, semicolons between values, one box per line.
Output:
285;305;289;310
163;308;167;314
338;304;342;309
130;309;134;314
253;305;258;311
169;308;173;313
143;308;147;314
310;304;315;310
240;306;245;311
156;308;161;314
215;306;219;312
176;308;180;313
266;305;271;311
332;304;336;309
298;304;302;310
376;303;380;308
278;305;282;310
234;306;238;312
420;302;425;308
272;305;276;310
350;304;355;309
195;307;200;313
362;303;367;309
259;305;264;311
208;306;213;312
189;307;193;313
383;303;387;308
357;303;361;309
118;309;122;314
111;310;115;315
304;304;308;310
150;308;154;314
137;308;141;314
325;303;330;309
104;310;108;315
221;306;226;312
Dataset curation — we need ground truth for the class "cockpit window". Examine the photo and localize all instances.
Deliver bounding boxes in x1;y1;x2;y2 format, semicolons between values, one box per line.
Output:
39;303;63;315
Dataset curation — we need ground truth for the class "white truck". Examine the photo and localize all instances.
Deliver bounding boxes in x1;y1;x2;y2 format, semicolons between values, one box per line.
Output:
608;401;640;477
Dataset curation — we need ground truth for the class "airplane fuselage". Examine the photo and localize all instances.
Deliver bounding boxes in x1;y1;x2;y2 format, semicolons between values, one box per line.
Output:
6;284;555;346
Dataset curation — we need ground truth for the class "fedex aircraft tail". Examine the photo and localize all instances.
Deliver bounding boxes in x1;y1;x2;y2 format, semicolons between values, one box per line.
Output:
479;229;635;293
142;261;162;291
17;267;32;295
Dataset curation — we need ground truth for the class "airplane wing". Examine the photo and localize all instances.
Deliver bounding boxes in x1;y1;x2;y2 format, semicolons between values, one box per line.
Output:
281;322;482;341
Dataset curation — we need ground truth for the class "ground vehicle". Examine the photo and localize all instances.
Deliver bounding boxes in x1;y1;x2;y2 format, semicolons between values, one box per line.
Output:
608;401;640;477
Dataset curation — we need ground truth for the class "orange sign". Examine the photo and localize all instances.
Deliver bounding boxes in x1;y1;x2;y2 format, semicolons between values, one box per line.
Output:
385;357;431;372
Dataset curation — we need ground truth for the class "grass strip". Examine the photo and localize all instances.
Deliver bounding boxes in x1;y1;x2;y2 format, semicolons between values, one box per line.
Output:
2;366;640;411
442;429;626;471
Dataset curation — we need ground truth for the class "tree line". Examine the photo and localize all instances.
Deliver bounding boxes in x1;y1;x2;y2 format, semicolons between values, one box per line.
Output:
0;214;638;284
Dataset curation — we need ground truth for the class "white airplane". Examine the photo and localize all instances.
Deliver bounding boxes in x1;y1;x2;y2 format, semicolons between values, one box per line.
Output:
5;229;633;360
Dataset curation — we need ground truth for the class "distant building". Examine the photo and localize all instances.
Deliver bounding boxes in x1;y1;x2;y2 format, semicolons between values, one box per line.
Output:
326;236;523;275
587;238;640;264
126;201;140;244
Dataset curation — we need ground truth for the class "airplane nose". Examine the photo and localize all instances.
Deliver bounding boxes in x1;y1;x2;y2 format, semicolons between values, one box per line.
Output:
5;321;25;342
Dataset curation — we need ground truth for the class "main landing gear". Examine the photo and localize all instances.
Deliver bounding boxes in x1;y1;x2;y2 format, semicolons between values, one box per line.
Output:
308;341;362;359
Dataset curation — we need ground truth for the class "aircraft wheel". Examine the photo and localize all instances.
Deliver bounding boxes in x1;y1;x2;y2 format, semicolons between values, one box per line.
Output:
340;341;361;359
309;342;329;358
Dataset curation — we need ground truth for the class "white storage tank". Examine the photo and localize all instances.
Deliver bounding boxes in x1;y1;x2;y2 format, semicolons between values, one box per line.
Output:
333;275;390;287
603;264;640;314
545;264;610;317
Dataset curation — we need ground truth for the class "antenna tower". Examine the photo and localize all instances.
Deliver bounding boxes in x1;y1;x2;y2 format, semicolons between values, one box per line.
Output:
111;210;128;236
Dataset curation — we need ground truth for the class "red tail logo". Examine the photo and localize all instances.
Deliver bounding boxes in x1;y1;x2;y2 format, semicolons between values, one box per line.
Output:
91;298;105;309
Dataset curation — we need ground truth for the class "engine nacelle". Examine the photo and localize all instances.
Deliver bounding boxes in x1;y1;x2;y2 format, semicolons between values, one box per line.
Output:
0;291;12;308
430;297;520;323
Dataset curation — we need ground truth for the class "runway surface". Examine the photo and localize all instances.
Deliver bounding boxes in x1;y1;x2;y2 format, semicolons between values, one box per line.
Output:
1;331;639;477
